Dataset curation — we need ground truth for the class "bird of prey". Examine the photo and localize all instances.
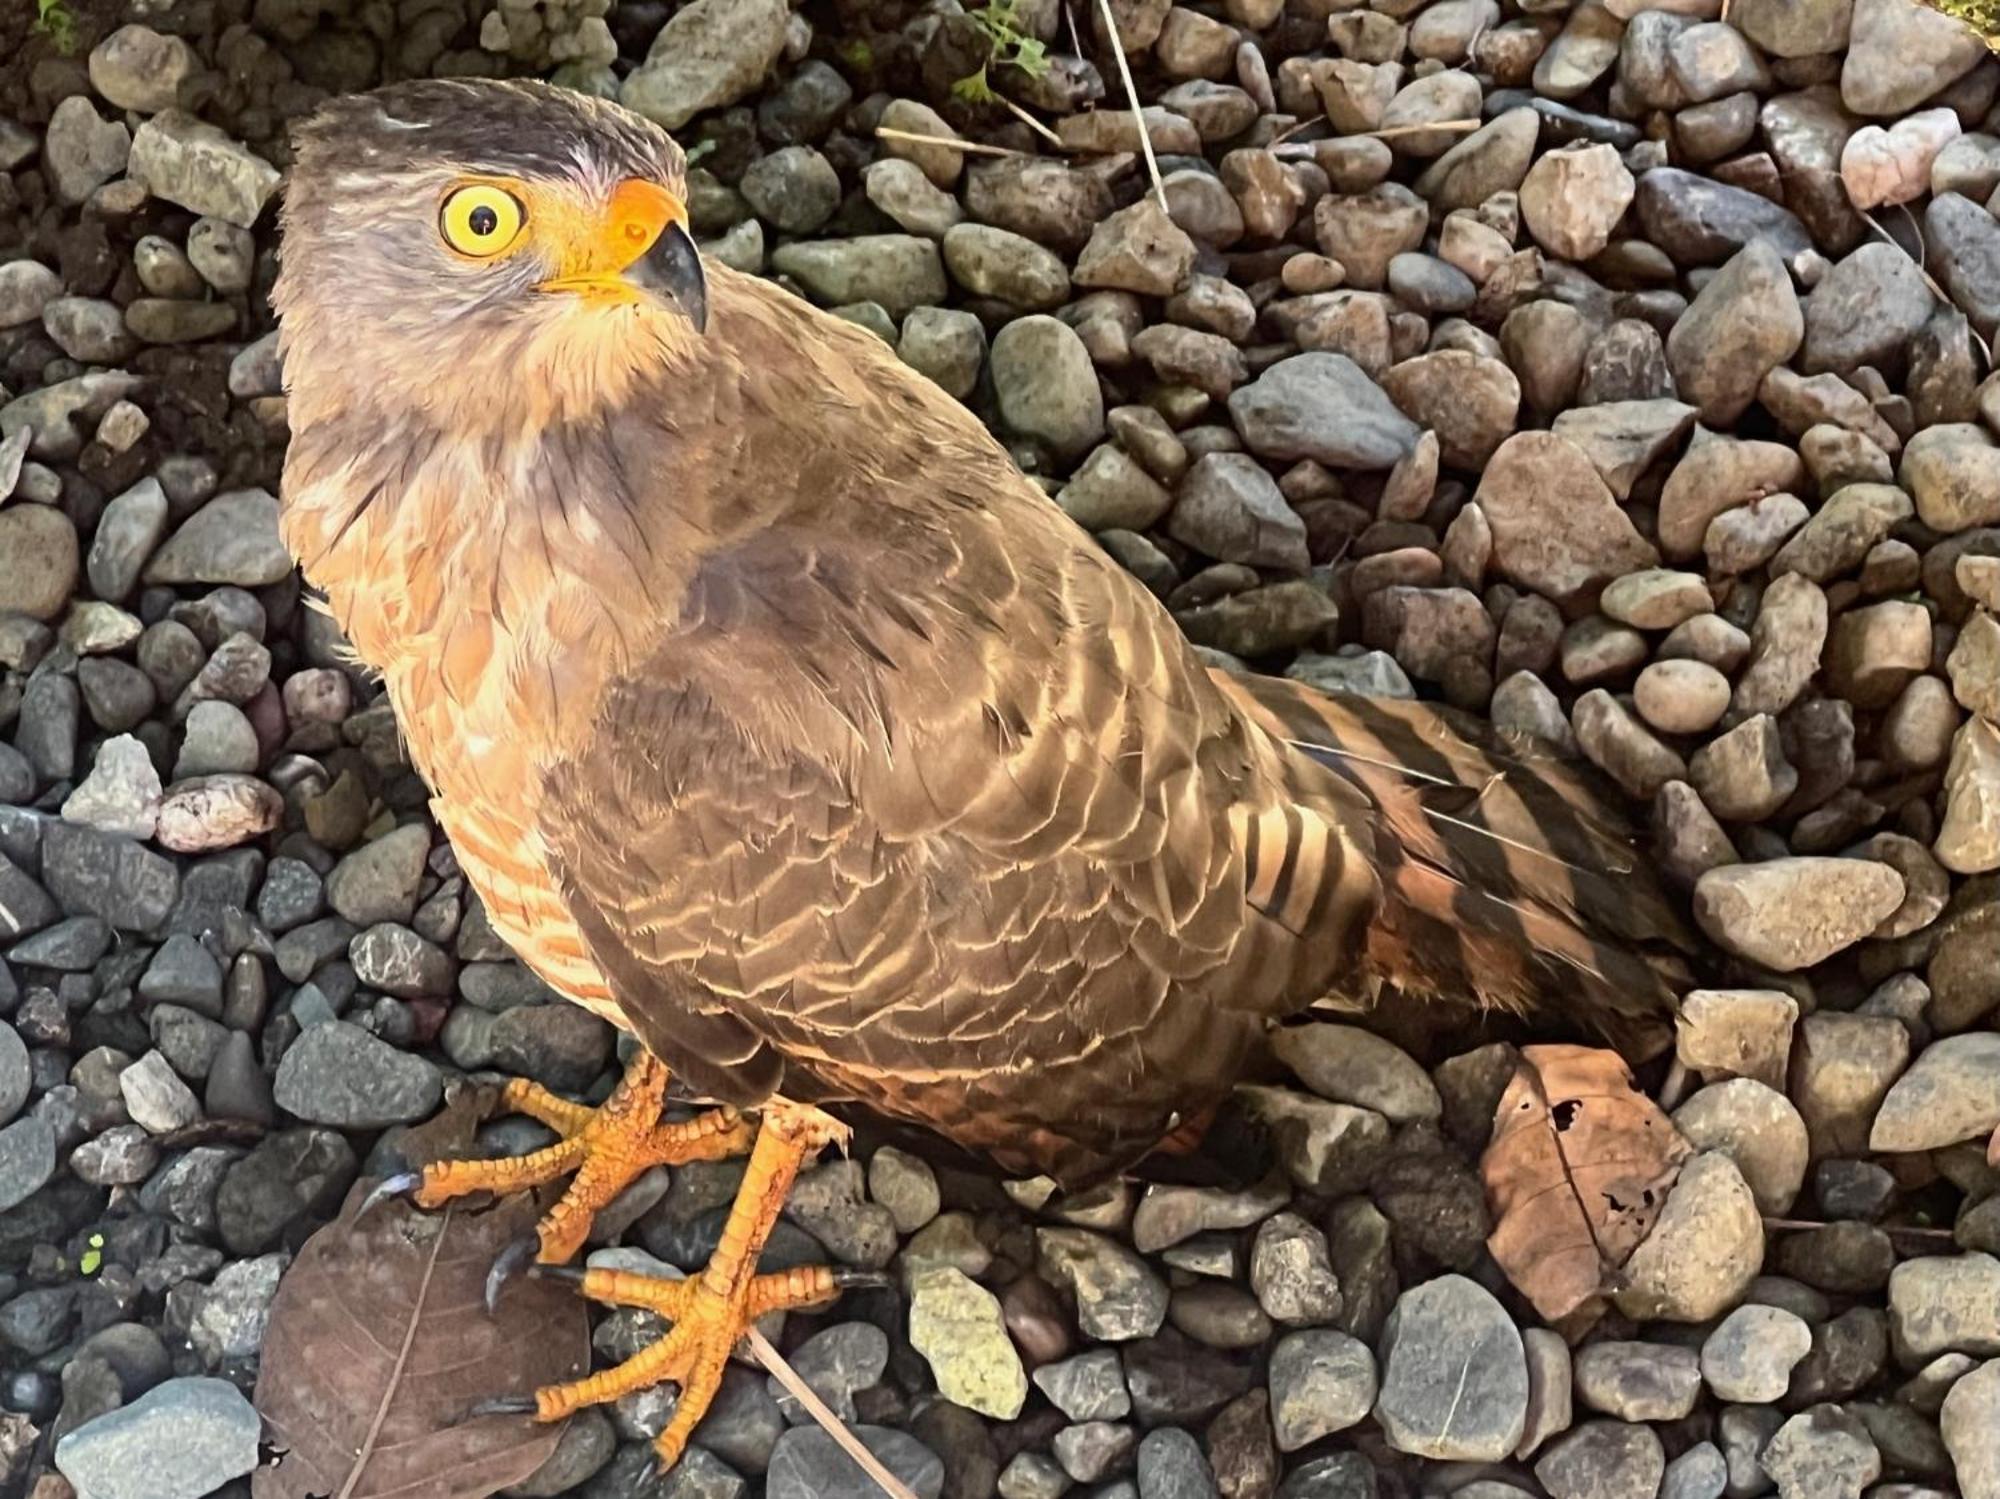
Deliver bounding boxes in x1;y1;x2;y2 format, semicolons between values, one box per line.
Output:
273;78;1695;1468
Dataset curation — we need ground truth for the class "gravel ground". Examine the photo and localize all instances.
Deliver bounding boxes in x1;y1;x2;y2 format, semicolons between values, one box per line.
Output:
3;0;2000;1495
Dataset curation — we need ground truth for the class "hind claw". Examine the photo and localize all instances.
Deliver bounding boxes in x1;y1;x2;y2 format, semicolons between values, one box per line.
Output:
485;1233;539;1314
469;1394;542;1419
831;1268;893;1292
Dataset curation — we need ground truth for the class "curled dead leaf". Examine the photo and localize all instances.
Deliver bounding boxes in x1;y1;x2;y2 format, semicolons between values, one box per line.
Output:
390;1077;506;1174
253;1090;588;1499
1481;1044;1692;1324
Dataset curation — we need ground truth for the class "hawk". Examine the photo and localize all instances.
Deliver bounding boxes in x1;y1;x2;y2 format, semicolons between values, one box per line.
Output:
273;78;1694;1467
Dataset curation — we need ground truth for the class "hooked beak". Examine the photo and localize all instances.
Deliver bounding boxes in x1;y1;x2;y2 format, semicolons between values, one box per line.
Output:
624;221;708;335
539;178;708;334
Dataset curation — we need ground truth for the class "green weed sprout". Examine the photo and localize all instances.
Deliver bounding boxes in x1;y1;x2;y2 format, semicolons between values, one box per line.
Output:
954;0;1051;104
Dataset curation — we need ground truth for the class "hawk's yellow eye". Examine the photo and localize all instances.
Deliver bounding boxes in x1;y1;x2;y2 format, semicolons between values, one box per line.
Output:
440;184;525;257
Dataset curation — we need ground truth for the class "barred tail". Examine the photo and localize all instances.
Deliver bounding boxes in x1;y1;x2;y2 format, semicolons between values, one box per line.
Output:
1214;671;1698;1058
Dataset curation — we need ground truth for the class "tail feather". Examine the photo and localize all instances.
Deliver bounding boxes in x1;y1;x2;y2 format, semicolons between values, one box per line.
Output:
1214;671;1698;1057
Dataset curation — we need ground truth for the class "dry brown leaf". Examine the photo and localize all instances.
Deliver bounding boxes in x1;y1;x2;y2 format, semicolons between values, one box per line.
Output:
1481;1044;1692;1324
390;1078;504;1173
253;1097;588;1499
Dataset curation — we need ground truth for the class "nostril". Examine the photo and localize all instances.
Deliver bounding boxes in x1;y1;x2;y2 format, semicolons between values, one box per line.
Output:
624;221;650;244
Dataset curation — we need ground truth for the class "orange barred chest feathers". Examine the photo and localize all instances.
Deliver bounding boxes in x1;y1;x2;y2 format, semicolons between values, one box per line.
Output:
286;461;633;1028
433;797;626;1023
392;623;632;1025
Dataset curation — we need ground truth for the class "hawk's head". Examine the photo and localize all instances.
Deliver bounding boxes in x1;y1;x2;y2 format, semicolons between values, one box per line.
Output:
274;79;708;429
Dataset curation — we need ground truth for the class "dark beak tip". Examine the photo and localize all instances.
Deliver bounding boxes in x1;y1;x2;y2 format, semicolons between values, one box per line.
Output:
629;222;709;335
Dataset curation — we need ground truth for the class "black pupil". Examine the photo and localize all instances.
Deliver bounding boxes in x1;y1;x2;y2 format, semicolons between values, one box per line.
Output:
468;204;498;236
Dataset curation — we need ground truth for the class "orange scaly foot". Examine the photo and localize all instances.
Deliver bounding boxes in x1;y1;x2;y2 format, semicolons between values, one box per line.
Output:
367;1052;756;1268
485;1100;851;1469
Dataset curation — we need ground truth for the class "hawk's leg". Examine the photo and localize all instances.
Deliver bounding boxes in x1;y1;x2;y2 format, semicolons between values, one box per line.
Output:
509;1100;850;1468
400;1051;756;1262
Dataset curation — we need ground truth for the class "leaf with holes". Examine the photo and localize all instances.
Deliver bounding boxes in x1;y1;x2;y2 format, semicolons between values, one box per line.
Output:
1481;1044;1692;1324
251;1097;588;1499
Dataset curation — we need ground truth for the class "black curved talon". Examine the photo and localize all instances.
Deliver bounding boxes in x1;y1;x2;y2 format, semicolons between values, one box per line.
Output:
830;1268;894;1292
485;1233;540;1314
469;1394;541;1419
527;1263;588;1286
357;1171;422;1220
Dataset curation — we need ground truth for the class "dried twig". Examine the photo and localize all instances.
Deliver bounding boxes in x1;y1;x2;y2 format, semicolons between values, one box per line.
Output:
750;1325;919;1499
1090;0;1167;209
1862;205;1993;371
873;125;1034;160
1269;113;1327;146
998;93;1065;147
1269;115;1480;146
1367;117;1482;140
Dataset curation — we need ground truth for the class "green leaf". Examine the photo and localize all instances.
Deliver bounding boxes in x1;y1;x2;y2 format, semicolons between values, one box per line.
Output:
952;66;997;103
1010;35;1050;76
34;0;79;52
